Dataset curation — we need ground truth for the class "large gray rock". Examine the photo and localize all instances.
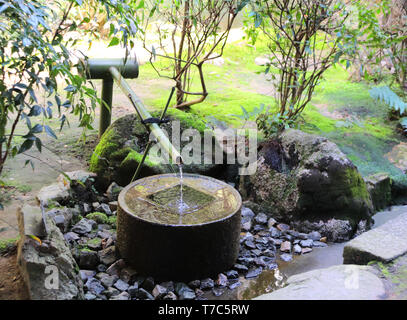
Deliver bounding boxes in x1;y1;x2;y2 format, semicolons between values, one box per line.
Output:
17;205;84;300
248;130;374;241
89;113;226;188
343;211;407;264
364;173;392;211
254;265;386;300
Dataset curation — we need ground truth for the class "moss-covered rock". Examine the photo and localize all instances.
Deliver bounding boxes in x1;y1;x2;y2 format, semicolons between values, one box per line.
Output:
248;129;374;241
90;112;226;188
85;212;109;224
364;173;392;211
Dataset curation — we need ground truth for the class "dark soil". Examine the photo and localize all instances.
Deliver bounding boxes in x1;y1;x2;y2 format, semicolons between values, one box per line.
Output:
0;249;29;300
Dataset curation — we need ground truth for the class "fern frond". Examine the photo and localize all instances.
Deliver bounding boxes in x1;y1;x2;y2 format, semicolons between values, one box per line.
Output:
369;86;407;115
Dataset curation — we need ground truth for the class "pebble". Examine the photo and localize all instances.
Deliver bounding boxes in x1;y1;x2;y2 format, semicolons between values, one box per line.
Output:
80;270;96;282
114;279;129;291
96;203;112;216
188;280;201;289
106;259;125;276
225;270;239;279
141;277;155;292
85;292;97;300
98;273;118;288
212;288;225;297
134;288;154;300
234;263;249;273
64;232;79;242
245;240;256;249
241;207;255;218
98;246;116;265
175;283;196;300
104;287;121;298
228;280;241;290
160;281;175;292
308;231;322;241
279;253;293;262
245;267;263;279
254;213;268;224
267;218;277;228
280;241;291;252
71;218;96;235
320;237;327;243
299;239;313;248
163;291;177;300
110;292;130;300
276;223;290;232
85;278;105;295
269;227;281;238
79;250;99;269
293;244;302;254
215;273;228;287
200;278;214;290
152;284;168;299
241;221;252;232
128;284;139;298
313;241;328;247
301;247;313;254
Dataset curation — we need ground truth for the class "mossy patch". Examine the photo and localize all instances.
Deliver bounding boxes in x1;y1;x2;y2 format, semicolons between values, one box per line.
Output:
0;237;19;255
85;212;109;224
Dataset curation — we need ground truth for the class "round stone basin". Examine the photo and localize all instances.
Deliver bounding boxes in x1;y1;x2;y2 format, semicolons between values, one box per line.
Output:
117;173;242;280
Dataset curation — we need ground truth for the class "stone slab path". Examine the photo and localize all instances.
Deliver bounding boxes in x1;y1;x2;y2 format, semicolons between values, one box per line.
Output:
254;265;386;300
343;211;407;264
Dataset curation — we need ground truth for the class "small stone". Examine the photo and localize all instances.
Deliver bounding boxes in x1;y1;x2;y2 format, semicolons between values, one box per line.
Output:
251;249;262;256
92;202;100;209
308;231;322;241
320;237;327;243
300;239;313;247
80;270;96;282
83;203;92;214
128;284;139;298
101;237;114;249
212;288;225;297
282;234;293;242
267;218;277;228
162;291;177;300
241;221;252;232
241;206;255;218
110;292;130;300
160;281;175;292
97;264;107;273
87;237;103;250
98;273;118;288
85;292;97;300
152;285;168;299
103;287;120;298
253;224;266;232
98;246;116;266
228;280;241;290
293;244;302;254
188;280;201;289
312;241;328;247
96;203;112;216
254;213;268;224
79;250;99;269
71;218;96;235
64;232;79;242
200;278;214;290
280;253;293;262
120;267;138;283
280;241;291;253
263;248;276;257
106;259;125;276
141;276;155;292
85;278;105;295
226;270;239;279
277;223;290;232
175;283;196;300
135;288;154;300
195;288;204;297
245;267;263;279
301;247;313;254
234;264;248;272
269;227;281;238
245;240;256;249
215;273;228;287
114;279;129;291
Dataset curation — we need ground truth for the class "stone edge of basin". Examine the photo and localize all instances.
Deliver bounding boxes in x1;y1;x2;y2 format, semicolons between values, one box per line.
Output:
343;210;407;265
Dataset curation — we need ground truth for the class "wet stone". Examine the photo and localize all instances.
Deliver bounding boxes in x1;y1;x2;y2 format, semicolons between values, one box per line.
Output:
255;213;268;224
226;270;239;279
163;291;177;300
212;288;225;297
271;238;282;246
104;287;120;298
200;278;214;290
83;203;92;214
98;273;118;288
245;240;256;249
268;218;277;228
255;243;268;251
175;283;196;300
313;241;328;247
302;248;313;254
269;227;281;238
134;288;154;300
216;273;228;287
293;244;302;254
241;207;255;218
280;253;293;262
85;292;97;300
188;280;201;289
241;221;252;232
141;276;155;292
128;284;139;298
251;249;262;256
280;241;291;253
308;231;322;241
71;218;96;235
253;224;266;232
110;292;130;300
263;248;276;257
152;284;168;299
300;239;313;248
234;264;248;273
79;250;99;269
228;280;241;290
64;232;79;243
245;267;263;279
98;246;116;266
97;264;107;273
160;281;175;292
255;237;269;245
277;223;290;232
106;259;125;276
85;278;105;295
114;279;129;291
96;203;112;216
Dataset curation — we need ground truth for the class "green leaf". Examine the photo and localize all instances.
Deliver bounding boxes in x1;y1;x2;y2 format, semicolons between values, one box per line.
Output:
18;139;34;154
44;125;57;139
108;37;120;47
